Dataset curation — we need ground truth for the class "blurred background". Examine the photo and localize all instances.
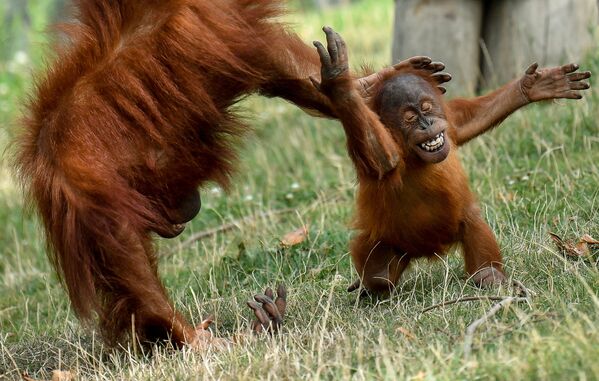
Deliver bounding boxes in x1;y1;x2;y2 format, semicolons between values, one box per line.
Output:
2;0;598;95
393;0;597;94
1;0;597;119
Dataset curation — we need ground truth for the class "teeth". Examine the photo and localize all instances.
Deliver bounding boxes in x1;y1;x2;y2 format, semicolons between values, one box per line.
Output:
419;132;445;152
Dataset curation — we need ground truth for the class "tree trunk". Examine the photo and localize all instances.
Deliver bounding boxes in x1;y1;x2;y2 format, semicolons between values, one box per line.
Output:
392;0;483;95
481;0;598;87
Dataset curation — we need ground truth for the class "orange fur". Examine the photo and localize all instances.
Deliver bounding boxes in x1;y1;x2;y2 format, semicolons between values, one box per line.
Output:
14;0;338;347
331;59;588;293
323;70;522;293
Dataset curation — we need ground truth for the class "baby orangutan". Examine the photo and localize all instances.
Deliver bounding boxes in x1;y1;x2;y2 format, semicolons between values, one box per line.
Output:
311;27;591;294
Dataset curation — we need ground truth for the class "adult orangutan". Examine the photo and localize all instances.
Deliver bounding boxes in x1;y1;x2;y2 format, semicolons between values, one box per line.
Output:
15;1;449;348
310;27;591;294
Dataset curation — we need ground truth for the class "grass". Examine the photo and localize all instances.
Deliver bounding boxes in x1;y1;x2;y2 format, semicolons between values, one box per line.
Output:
1;0;598;380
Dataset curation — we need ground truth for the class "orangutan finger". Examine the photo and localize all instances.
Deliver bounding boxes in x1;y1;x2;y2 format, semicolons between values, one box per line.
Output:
198;315;214;330
347;279;361;292
275;284;287;317
247;301;270;327
264;287;274;300
567;71;591;81
525;62;539;75
254;294;283;324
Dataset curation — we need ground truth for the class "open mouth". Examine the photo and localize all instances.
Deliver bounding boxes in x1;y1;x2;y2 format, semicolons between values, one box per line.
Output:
418;132;445;152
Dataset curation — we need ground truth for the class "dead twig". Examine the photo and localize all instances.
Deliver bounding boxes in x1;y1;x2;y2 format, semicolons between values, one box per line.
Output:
462;295;528;358
462;280;532;358
420;296;513;314
421;280;532;314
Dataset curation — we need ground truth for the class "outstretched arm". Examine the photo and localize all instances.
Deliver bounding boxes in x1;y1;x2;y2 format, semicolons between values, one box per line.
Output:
259;28;448;119
448;63;591;146
310;27;402;179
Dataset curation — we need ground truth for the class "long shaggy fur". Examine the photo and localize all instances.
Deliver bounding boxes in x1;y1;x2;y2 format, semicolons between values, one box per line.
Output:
14;0;316;344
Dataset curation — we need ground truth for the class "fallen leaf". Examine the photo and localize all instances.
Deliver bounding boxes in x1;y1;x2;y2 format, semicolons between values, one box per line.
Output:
21;371;74;381
549;232;598;258
280;226;308;247
52;371;74;381
580;234;599;245
574;234;599;257
396;326;415;340
549;232;585;258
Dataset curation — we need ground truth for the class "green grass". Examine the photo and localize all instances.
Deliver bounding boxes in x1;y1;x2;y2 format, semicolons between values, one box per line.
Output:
1;0;599;380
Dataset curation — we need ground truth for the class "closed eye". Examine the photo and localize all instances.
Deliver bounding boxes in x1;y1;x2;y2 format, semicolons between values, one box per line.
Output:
421;101;432;112
404;110;417;123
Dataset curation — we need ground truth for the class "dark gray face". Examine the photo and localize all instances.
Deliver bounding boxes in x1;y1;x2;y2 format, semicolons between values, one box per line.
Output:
377;74;450;163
